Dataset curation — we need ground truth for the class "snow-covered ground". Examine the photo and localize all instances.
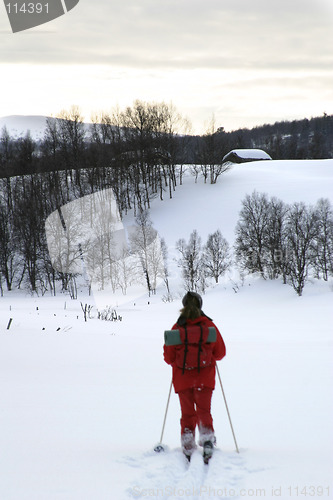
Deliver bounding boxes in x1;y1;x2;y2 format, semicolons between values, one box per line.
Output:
1;159;333;500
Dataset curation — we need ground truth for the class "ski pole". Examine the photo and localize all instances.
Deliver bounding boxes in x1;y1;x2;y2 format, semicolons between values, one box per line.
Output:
154;378;173;452
216;364;240;453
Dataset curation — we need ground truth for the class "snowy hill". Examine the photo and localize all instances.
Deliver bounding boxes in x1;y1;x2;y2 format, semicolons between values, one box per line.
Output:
0;159;332;499
149;159;333;247
0;115;50;140
0;115;92;141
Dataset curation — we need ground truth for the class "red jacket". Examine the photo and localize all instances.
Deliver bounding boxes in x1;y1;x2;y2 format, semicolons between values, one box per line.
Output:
163;315;226;393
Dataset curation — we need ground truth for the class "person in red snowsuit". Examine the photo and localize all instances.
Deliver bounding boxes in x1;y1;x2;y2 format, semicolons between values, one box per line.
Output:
163;291;226;461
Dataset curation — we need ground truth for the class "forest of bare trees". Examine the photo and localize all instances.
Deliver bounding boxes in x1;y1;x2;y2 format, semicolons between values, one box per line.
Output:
1;105;332;181
0;102;332;297
235;192;333;295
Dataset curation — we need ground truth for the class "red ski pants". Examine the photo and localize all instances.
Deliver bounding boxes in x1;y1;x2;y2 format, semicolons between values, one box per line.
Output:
178;387;214;435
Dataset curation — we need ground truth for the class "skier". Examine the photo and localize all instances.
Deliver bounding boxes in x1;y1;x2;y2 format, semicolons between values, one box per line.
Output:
163;291;226;463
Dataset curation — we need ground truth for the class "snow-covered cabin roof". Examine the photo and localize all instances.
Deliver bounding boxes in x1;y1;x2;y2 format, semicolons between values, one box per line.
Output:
222;149;272;164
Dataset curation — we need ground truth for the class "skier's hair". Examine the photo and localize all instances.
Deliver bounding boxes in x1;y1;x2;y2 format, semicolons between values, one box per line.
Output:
180;292;202;320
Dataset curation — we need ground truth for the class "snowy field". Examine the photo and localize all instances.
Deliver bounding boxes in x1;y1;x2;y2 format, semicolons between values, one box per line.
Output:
0;159;333;500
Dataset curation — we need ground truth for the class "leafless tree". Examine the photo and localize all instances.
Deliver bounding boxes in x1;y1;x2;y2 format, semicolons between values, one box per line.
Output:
235;191;271;277
202;230;231;283
176;230;203;292
311;198;333;281
160;237;171;296
13;176;46;293
130;209;162;295
284;202;318;296
263;197;289;281
116;247;137;295
197;116;230;184
0;193;17;291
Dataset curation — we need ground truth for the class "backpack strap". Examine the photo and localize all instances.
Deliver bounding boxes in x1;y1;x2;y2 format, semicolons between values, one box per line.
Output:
197;324;204;373
182;325;188;374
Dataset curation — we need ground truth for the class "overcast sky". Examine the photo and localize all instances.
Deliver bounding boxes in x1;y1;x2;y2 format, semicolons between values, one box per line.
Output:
0;0;332;133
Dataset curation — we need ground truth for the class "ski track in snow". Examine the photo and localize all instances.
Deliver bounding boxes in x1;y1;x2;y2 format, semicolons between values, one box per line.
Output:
1;160;332;499
121;448;249;499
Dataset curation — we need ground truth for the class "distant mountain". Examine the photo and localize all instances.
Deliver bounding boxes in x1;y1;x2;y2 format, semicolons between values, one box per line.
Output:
0;115;92;141
0;115;51;141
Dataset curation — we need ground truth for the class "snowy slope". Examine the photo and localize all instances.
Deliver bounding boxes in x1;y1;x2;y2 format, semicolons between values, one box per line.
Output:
0;160;333;500
148;159;333;247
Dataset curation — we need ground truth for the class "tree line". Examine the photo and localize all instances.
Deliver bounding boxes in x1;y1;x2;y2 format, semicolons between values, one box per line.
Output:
0;101;332;297
173;194;333;297
1;172;332;297
0;101;233;297
1;104;332;183
0;102;229;189
235;193;333;295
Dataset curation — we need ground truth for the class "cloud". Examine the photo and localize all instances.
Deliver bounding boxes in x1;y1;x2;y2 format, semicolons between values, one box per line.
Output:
0;0;332;133
1;0;332;72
